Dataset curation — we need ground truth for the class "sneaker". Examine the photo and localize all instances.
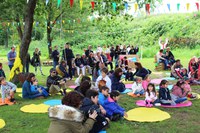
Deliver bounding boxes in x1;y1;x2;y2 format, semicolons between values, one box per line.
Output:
10;98;16;103
155;103;161;106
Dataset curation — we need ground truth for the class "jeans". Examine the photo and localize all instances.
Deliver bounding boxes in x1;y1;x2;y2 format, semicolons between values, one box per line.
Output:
9;65;13;70
159;59;168;70
53;61;59;69
134;89;145;95
175;97;187;103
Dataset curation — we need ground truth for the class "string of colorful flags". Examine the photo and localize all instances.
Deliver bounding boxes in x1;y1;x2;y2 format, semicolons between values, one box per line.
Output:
1;1;200;28
42;0;200;13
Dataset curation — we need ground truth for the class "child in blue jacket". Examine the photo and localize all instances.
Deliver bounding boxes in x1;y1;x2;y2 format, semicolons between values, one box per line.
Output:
98;86;109;106
103;90;128;121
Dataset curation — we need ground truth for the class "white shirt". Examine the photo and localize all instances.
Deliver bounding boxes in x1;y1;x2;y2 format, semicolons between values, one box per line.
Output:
97;46;103;53
95;75;112;92
159;39;168;49
105;48;110;54
132;82;143;93
145;92;157;101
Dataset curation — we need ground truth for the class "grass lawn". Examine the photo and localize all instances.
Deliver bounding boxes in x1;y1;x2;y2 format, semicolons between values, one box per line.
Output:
0;56;200;133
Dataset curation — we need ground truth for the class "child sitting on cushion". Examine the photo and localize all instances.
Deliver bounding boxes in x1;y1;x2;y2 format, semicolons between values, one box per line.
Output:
172;80;196;101
145;83;160;107
31;79;49;97
125;68;134;81
159;80;176;105
132;77;145;97
142;74;151;91
0;63;6;78
0;77;16;103
98;86;109;106
103;90;128;121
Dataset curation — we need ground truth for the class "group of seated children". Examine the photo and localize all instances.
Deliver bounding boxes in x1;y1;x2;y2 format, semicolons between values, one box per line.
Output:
170;57;200;84
145;79;195;107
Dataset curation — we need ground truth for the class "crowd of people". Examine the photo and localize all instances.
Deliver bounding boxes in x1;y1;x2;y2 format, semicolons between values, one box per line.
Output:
0;39;199;132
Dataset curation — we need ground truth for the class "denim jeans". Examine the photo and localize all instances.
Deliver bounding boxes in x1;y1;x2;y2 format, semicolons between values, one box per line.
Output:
134;89;145;95
53;61;59;69
175;97;187;103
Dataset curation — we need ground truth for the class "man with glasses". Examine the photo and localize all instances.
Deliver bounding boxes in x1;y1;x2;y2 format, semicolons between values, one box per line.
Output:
46;68;67;96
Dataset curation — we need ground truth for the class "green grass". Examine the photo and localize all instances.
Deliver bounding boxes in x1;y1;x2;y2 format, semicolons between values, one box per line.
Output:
0;49;200;133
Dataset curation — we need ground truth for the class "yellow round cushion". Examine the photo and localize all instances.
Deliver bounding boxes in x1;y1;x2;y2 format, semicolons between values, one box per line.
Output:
125;107;171;122
20;104;50;113
16;88;22;93
0;119;5;129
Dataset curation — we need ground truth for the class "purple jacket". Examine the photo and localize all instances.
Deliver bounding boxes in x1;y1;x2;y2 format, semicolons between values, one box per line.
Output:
103;97;125;117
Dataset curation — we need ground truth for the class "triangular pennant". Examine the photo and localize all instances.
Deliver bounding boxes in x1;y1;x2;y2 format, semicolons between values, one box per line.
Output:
57;0;61;8
177;3;180;11
167;4;170;11
80;0;83;10
91;1;95;10
196;3;199;11
70;0;74;8
186;3;190;11
112;2;117;11
46;0;49;5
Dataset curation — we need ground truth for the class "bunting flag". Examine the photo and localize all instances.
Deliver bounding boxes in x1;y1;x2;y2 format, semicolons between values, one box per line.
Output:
167;4;170;11
57;0;61;8
46;0;49;5
134;3;138;12
80;0;83;10
102;2;106;9
27;0;29;3
146;4;150;14
91;1;95;10
196;3;199;11
177;3;180;11
112;2;117;11
70;0;74;8
125;3;128;11
186;3;190;11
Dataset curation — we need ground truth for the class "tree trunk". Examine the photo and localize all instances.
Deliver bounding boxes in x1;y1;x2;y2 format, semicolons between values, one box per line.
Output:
47;21;52;58
16;15;23;41
20;0;37;72
4;28;8;48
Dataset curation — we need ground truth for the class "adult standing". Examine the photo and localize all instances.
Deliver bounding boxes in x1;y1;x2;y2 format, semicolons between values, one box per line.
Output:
85;45;93;58
32;48;44;76
110;45;115;62
51;46;60;69
25;53;31;73
114;45;121;68
62;43;75;80
7;46;16;70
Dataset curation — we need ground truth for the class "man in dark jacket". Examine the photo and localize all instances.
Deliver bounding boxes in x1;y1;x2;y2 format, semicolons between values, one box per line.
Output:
85;45;93;58
62;43;74;79
51;46;60;69
46;68;67;95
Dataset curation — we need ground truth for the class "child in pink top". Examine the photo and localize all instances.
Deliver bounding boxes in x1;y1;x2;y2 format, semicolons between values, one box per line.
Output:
142;74;151;91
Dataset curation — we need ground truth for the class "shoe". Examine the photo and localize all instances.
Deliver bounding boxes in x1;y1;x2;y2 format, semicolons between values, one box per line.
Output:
155;103;161;106
10;98;16;103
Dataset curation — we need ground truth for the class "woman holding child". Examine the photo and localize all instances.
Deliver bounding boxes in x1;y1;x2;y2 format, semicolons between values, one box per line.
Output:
22;73;48;99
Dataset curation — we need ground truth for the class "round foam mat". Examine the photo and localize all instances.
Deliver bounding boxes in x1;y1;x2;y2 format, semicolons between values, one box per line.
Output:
20;104;50;113
125;107;170;122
